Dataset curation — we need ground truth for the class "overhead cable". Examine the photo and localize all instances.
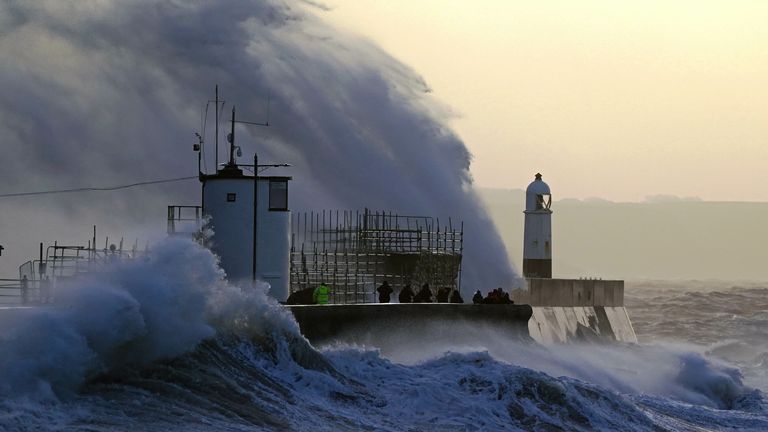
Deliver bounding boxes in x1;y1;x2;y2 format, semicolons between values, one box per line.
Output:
0;176;198;199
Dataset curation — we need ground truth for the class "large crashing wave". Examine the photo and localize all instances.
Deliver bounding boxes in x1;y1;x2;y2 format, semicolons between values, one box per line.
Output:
0;238;765;431
0;0;516;291
0;237;299;399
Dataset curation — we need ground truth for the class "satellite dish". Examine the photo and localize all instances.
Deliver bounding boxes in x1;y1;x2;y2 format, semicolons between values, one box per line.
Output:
236;147;242;157
227;133;233;143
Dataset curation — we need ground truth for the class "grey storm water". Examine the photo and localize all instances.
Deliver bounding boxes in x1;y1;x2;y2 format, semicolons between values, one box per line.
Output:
0;0;516;291
0;238;765;431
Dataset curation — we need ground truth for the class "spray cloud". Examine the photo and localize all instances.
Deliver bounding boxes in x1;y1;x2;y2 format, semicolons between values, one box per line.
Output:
0;0;517;290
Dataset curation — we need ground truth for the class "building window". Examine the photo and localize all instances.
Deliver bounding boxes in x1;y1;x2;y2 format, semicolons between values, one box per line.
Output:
269;180;288;211
226;193;236;202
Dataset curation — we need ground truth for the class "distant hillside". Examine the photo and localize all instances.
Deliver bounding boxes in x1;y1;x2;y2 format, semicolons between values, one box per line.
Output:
479;188;768;281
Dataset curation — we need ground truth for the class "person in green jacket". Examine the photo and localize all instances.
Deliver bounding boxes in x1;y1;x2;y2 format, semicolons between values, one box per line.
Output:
313;282;330;305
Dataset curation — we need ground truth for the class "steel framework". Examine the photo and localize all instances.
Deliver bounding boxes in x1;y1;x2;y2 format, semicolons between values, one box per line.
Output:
290;209;463;304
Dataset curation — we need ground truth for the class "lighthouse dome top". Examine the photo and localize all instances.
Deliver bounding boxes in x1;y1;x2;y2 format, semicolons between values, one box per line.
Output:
525;173;552;212
526;173;551;195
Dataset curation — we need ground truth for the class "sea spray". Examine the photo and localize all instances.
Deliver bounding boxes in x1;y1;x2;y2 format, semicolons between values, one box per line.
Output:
0;236;299;399
0;0;516;291
357;321;764;411
0;241;765;430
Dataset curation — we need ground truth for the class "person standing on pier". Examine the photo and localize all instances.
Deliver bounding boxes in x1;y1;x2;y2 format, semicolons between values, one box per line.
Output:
414;283;433;303
399;283;414;303
313;282;330;305
472;290;483;304
376;281;393;303
450;290;464;303
436;287;450;303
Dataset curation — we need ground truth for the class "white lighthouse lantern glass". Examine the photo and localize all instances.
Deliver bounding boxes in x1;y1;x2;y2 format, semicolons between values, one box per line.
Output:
536;194;552;210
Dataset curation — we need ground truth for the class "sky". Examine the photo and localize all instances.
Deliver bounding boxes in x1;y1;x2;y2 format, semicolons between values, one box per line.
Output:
326;1;768;202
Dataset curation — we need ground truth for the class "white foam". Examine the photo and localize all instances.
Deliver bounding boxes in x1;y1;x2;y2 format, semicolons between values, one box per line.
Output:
0;236;297;400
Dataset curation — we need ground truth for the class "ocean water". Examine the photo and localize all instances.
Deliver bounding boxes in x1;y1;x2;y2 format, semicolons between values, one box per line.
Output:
0;239;766;431
626;280;768;398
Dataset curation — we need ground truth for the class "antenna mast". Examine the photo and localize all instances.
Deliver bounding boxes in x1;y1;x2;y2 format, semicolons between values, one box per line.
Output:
229;106;236;165
214;85;219;172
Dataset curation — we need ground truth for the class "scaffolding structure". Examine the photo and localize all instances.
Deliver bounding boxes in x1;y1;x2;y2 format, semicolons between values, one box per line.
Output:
3;232;147;305
290;209;463;304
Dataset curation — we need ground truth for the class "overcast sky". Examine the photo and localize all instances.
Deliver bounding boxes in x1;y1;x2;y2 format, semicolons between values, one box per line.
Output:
327;1;768;202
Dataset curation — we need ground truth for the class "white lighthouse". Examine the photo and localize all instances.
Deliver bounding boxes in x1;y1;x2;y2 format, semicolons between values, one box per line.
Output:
201;105;291;301
523;173;552;278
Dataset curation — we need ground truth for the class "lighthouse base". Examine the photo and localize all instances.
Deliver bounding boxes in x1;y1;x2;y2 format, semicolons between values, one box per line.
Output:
523;258;552;278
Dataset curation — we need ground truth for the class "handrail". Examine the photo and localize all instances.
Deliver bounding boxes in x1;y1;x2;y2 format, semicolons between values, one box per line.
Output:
168;205;203;235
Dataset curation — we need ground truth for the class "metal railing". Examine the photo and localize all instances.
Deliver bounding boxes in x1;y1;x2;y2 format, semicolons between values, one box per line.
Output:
168;205;203;235
0;277;51;305
4;238;148;305
0;278;23;304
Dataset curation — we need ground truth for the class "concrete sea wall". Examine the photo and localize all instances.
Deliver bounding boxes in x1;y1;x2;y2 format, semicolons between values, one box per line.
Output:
528;306;637;344
287;303;533;345
288;302;637;346
512;278;625;307
510;279;636;343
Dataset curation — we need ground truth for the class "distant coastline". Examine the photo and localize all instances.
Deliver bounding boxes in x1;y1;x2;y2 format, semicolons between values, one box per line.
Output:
479;187;768;281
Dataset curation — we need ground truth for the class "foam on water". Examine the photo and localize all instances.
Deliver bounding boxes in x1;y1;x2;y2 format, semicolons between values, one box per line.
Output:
0;238;766;431
0;236;296;400
627;280;768;394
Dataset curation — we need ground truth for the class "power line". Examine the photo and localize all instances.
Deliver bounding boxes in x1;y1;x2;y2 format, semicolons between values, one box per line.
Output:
0;176;198;199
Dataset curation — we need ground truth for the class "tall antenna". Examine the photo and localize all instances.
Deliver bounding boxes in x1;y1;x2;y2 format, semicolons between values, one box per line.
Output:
222;96;270;168
229;105;236;166
214;85;219;172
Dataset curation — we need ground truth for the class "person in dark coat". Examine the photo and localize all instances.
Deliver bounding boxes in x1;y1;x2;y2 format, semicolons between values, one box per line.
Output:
449;290;464;303
436;287;450;303
376;281;394;303
483;288;502;304
286;287;316;305
399;283;414;303
413;283;433;303
472;289;483;304
502;292;514;304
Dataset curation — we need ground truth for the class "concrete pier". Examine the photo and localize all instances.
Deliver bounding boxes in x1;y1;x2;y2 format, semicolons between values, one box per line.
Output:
287;301;637;346
287;303;533;345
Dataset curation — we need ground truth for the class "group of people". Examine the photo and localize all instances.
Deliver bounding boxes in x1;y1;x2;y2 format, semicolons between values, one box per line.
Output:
312;281;513;305
377;281;463;304
471;287;514;305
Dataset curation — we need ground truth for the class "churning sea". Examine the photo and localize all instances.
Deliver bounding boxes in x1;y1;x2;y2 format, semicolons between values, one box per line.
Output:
0;239;765;431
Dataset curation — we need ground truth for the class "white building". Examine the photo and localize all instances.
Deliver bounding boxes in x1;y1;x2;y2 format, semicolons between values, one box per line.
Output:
523;173;552;278
201;161;291;301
